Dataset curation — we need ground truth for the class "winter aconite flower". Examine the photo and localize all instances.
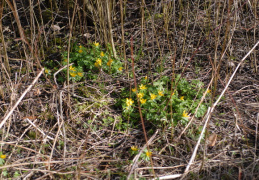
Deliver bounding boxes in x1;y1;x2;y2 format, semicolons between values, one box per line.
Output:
45;69;50;74
140;98;147;104
70;72;77;77
158;90;164;96
79;45;82;49
144;76;148;80
131;146;138;151
206;89;211;94
180;96;184;100
69;66;76;71
137;92;144;99
126;98;134;107
94;42;99;47
77;72;83;77
139;84;147;90
100;51;105;57
107;59;113;67
150;93;157;100
182;110;189;118
78;49;83;53
146;151;152;157
94;58;102;67
0;154;6;159
132;88;136;93
118;67;123;71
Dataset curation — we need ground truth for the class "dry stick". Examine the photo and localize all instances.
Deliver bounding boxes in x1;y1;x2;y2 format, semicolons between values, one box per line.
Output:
106;0;117;59
25;118;54;141
120;0;127;71
179;41;259;180
66;0;78;117
127;36;155;179
256;113;258;156
0;68;44;129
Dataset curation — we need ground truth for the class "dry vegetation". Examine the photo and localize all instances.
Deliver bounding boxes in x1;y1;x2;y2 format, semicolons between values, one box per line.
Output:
0;0;258;179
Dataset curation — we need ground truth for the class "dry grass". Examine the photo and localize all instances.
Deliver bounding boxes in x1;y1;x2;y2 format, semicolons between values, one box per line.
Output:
0;0;258;179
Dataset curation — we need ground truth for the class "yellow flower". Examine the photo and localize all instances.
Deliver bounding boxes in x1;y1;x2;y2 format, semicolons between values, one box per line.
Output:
63;59;68;64
100;51;105;57
131;146;138;151
94;58;102;67
78;49;83;53
94;42;99;47
69;66;76;71
182;110;189;118
77;72;83;77
0;154;6;159
158;90;164;96
150;93;157;100
70;72;77;77
44;69;50;74
139;84;147;90
137;92;144;99
146;151;152;157
126;98;134;107
79;45;82;49
144;76;148;80
140;98;147;104
132;88;136;93
207;89;211;94
107;59;113;66
118;67;123;71
180;96;184;100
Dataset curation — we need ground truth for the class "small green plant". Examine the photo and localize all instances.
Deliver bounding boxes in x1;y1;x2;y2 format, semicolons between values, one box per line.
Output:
121;74;210;127
61;42;123;81
129;146;152;162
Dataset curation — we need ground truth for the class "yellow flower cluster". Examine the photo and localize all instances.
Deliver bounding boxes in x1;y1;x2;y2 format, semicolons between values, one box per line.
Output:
140;98;146;104
126;98;134;107
146;151;152;157
107;59;113;67
78;46;83;53
137;92;144;99
69;66;83;77
139;84;147;90
94;58;102;67
69;66;77;77
182;110;189;118
131;146;138;151
150;93;157;100
158;90;164;96
94;42;99;47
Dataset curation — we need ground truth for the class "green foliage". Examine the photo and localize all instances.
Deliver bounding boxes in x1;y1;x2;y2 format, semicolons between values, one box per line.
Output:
61;42;123;81
121;74;210;127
